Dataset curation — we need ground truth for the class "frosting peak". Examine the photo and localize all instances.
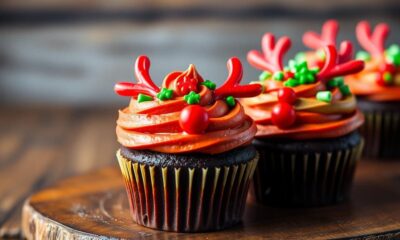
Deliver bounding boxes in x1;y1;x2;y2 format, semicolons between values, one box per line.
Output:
115;56;262;154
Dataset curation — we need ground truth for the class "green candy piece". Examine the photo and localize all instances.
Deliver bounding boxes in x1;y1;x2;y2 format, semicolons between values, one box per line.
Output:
273;71;284;81
305;73;316;83
316;91;332;102
310;67;320;74
298;75;308;84
295;52;306;62
387;44;400;55
356;51;371;61
327;77;344;88
201;80;217;90
383;72;393;83
339;84;352;96
225;96;236;107
156;88;174;101
184;91;201;104
298;67;308;74
284;78;299;87
259;71;272;81
288;60;297;72
296;61;308;71
387;53;400;66
316;49;326;60
137;93;153;103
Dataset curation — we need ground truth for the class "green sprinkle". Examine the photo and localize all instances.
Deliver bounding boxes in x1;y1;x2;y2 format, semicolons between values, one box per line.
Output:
386;53;400;66
387;44;400;55
273;71;284;81
201;80;216;90
225;96;236;107
356;51;371;61
339;84;352;96
327;77;344;88
288;60;297;72
304;73;315;84
316;49;326;60
316;91;332;102
284;78;299;87
295;52;306;62
184;91;200;104
259;71;272;81
156;88;174;101
137;93;153;103
298;75;308;84
383;72;393;83
296;61;308;71
310;67;320;74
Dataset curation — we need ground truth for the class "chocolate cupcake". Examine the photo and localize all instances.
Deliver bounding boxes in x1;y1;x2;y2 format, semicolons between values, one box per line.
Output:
114;56;262;232
345;21;400;159
241;32;365;206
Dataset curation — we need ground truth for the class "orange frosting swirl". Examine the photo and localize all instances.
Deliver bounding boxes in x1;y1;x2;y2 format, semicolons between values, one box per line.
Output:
116;86;257;154
241;80;364;140
345;59;400;102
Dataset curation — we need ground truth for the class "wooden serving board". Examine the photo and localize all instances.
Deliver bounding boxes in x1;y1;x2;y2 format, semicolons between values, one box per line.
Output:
22;161;400;240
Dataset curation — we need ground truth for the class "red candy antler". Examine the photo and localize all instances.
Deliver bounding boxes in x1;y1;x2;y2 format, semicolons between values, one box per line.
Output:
247;33;291;72
317;45;364;81
356;21;389;57
114;55;160;97
303;20;353;63
303;20;338;48
214;57;262;99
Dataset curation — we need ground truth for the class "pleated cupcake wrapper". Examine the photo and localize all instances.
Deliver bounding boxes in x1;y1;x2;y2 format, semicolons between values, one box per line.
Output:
117;150;259;232
253;140;363;207
360;110;400;159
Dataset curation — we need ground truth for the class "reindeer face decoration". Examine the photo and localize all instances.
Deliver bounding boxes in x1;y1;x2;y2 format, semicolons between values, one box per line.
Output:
355;21;400;86
114;56;262;134
246;32;364;129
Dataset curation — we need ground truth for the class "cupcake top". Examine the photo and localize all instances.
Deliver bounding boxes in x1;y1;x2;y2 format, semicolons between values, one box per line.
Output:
241;33;364;140
345;21;400;102
114;55;262;154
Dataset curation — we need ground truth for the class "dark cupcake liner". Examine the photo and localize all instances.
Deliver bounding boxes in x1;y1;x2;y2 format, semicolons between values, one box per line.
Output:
117;150;259;232
253;138;363;207
360;108;400;159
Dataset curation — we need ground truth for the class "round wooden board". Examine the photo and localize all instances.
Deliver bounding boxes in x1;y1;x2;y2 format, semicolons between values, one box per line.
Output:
22;161;400;240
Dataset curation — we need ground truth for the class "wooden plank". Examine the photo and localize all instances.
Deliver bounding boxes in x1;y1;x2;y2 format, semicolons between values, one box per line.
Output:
0;107;118;238
21;161;400;239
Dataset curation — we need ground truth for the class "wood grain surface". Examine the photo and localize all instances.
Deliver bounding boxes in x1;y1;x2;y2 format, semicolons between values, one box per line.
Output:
22;160;400;240
0;106;118;238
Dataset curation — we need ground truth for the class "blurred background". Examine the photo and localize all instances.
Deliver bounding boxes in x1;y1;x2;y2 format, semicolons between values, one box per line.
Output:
0;0;399;237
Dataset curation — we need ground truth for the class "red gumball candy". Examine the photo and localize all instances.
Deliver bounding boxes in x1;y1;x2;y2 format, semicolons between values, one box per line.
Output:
271;102;296;129
277;87;297;104
379;63;396;74
179;105;209;134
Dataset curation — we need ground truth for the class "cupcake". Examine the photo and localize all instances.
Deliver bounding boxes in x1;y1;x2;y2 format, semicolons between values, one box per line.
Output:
242;33;365;206
345;21;400;158
114;55;262;232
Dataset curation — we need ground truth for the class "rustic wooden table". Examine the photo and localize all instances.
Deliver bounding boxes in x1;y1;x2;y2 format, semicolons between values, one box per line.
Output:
0;106;119;238
1;106;400;239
